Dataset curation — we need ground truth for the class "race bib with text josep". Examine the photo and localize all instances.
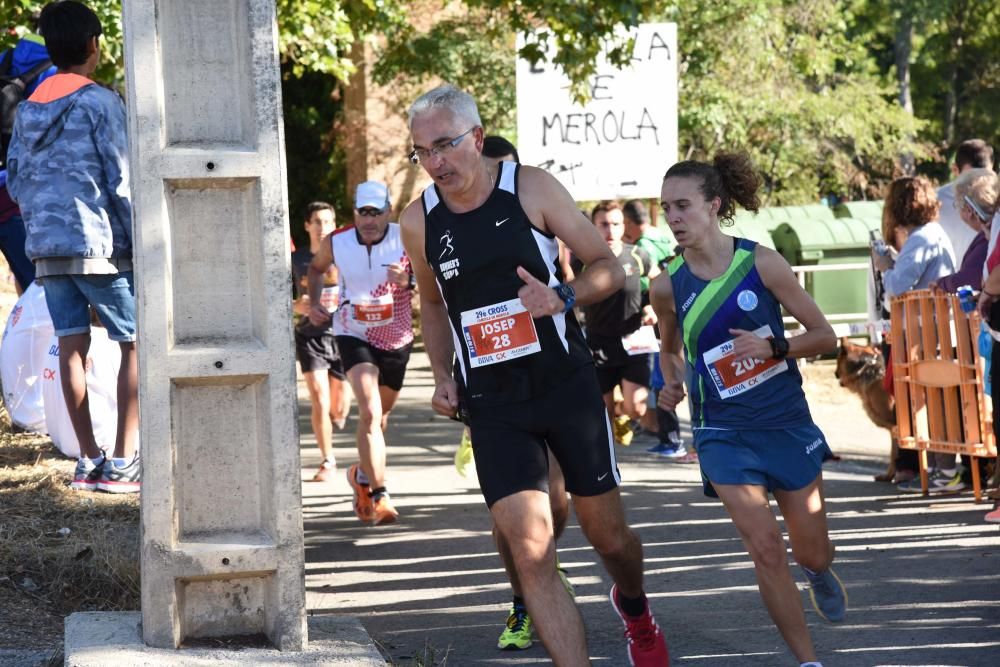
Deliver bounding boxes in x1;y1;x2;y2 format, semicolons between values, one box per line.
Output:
460;298;541;368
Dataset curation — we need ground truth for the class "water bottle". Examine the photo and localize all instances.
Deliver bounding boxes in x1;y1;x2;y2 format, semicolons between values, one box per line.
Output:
957;285;976;313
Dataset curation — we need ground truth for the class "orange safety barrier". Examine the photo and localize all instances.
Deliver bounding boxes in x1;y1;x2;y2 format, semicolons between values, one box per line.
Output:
889;289;996;501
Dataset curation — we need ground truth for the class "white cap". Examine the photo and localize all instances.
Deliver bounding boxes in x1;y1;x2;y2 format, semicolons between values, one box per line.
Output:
355;181;390;210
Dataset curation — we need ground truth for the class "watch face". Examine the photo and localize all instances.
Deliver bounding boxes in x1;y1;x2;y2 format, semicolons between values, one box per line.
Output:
555;284;575;310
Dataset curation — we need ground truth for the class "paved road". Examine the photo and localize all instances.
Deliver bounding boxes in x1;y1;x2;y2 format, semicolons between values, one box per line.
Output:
300;352;1000;666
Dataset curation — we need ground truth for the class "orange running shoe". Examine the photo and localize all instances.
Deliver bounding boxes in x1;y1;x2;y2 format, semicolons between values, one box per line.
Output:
347;464;374;522
372;494;399;525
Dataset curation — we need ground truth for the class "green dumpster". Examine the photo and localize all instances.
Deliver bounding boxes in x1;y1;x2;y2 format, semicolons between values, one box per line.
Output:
736;205;836;234
834;200;883;223
770;217;879;321
737;207;788;233
727;212;775;249
656;210;775;250
783;204;838;224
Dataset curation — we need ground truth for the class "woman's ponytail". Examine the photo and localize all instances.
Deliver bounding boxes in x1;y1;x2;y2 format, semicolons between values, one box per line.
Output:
664;151;762;224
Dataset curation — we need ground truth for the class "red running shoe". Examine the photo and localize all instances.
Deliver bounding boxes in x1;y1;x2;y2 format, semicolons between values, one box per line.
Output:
609;584;669;666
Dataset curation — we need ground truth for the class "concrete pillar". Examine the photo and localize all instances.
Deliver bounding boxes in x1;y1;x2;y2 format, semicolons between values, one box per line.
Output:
123;0;306;650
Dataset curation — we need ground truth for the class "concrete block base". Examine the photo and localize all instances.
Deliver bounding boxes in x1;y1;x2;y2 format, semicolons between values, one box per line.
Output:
65;612;385;666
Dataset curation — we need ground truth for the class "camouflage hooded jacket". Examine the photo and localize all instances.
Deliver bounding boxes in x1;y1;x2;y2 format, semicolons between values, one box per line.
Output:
6;73;132;266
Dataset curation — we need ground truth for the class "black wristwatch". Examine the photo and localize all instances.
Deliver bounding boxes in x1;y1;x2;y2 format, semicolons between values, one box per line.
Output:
554;283;576;313
770;337;790;360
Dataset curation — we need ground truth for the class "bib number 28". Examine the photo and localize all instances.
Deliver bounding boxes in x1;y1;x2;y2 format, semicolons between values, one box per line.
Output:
492;333;511;350
460;298;541;367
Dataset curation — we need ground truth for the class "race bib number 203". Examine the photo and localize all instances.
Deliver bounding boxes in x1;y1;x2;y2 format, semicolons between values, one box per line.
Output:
460;298;541;367
701;324;787;399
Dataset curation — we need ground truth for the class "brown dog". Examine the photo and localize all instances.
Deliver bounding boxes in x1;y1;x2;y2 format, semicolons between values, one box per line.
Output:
835;338;898;481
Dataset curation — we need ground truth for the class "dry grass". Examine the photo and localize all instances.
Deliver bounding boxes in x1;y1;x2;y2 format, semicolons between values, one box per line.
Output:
0;256;141;652
0;407;140;636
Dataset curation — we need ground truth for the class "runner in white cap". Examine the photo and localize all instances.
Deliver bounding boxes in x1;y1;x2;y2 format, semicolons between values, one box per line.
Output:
308;180;414;525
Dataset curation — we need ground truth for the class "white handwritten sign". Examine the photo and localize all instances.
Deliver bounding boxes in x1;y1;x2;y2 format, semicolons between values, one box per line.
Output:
516;23;678;201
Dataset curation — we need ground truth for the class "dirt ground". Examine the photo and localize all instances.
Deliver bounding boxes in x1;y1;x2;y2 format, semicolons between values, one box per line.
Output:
0;260;67;660
801;360;892;462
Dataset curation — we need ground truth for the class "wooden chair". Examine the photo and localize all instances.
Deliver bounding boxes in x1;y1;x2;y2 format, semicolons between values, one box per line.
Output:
890;289;996;501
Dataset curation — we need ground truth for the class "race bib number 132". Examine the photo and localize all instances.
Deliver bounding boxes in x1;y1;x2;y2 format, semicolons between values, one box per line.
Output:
460;298;541;367
352;293;394;326
701;324;787;399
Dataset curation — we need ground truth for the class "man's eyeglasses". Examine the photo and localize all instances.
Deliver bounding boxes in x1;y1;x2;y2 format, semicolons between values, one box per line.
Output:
408;127;476;165
357;207;385;217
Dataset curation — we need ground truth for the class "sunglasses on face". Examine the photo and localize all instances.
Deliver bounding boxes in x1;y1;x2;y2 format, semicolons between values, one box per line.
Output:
357;208;385;217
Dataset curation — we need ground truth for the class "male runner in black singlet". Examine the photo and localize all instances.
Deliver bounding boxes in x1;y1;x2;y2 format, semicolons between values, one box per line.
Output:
399;85;669;667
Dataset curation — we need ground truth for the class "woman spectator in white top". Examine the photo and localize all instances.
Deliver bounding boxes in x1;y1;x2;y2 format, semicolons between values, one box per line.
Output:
872;176;957;493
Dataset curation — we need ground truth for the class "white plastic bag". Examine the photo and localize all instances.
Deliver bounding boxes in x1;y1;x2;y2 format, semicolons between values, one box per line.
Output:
0;282;53;432
40;329;122;458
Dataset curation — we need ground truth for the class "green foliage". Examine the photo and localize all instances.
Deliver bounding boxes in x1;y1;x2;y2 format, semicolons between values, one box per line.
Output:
4;0;996;208
0;0;123;85
373;9;517;138
851;0;1000;175
653;0;925;203
281;63;344;248
274;0;409;78
464;0;644;103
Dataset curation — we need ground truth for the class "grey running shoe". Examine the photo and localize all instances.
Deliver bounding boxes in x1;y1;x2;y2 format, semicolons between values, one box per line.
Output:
928;468;966;493
97;456;141;494
896;475;924;494
70;456;105;491
804;566;848;622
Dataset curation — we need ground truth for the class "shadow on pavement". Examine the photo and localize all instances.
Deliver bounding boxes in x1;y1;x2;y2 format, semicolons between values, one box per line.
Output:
300;355;1000;665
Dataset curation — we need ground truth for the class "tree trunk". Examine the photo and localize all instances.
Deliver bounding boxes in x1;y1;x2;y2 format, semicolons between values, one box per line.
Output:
943;1;968;146
943;34;963;146
894;10;915;174
343;39;369;195
894;13;913;115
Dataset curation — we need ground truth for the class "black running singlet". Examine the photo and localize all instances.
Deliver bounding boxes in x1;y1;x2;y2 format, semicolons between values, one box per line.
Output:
422;161;593;406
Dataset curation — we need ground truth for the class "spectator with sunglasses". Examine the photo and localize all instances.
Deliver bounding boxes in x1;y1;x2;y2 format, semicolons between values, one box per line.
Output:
931;169;996;295
307;180;414;526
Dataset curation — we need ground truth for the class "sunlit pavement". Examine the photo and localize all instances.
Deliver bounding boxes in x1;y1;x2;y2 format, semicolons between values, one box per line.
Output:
299;352;1000;666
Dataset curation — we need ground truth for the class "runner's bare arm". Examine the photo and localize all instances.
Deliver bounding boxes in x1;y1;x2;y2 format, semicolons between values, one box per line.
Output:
400;201;460;416
751;245;836;358
650;272;686;410
306;233;335;327
557;239;576;282
640;247;658;325
296;264;339;316
517;166;624;312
